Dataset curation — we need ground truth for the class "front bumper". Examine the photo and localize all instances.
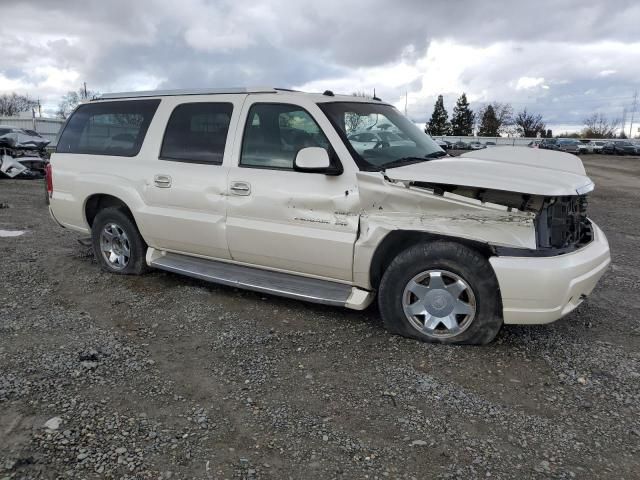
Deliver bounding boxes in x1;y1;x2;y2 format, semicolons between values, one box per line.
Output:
489;221;610;325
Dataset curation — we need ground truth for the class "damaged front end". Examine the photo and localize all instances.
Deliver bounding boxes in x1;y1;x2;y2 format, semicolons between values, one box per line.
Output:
0;126;50;179
353;149;597;288
534;194;592;252
0;152;48;179
408;181;594;255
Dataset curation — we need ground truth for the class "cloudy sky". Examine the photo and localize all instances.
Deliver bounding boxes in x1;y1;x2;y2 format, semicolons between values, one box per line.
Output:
2;0;640;133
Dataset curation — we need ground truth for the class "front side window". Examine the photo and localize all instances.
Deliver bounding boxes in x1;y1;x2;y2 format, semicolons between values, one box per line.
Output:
56;99;160;156
160;102;233;164
320;102;445;171
240;103;331;170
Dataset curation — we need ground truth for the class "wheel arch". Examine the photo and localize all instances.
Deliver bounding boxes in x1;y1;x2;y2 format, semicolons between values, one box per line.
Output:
369;230;497;290
84;193;137;229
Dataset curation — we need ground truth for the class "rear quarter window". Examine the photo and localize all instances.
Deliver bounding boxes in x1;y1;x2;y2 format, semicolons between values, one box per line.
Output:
56;99;160;156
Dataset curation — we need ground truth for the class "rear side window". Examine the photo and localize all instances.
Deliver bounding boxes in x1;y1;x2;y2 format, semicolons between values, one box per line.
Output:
56;99;160;156
160;102;233;164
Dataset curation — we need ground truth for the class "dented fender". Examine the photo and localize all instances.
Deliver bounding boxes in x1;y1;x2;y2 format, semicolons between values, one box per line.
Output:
352;172;537;288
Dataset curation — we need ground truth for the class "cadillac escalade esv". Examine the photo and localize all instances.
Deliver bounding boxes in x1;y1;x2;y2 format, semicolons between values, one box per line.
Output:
47;87;610;344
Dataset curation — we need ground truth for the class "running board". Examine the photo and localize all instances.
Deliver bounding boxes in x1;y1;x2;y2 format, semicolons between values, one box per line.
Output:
146;249;373;309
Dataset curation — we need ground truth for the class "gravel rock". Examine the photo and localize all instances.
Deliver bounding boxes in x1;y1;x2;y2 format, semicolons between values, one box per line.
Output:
43;417;62;430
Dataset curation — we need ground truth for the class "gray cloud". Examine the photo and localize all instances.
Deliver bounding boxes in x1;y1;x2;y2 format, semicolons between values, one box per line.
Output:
1;0;639;129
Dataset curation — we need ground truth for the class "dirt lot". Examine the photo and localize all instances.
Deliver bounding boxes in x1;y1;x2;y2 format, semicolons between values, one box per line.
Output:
1;154;639;479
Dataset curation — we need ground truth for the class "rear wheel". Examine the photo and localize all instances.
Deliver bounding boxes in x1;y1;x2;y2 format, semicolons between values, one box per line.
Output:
91;207;149;275
378;241;502;345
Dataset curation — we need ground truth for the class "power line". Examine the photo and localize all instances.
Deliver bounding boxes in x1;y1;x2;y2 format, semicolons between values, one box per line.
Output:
629;90;638;138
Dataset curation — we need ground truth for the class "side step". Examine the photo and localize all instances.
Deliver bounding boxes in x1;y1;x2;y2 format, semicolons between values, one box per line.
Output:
146;249;373;309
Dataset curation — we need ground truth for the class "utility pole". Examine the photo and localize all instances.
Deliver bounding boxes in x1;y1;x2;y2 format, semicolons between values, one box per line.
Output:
83;82;88;99
629;90;638;139
404;91;408;116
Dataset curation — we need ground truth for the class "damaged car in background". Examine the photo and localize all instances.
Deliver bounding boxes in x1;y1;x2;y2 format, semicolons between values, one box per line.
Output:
47;88;610;345
0;125;50;179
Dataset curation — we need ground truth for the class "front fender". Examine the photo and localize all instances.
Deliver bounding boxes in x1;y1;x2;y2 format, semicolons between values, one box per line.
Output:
353;173;536;289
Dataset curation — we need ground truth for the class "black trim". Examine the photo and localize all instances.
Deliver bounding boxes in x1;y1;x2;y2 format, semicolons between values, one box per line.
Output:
238;102;343;175
495;245;583;257
238;163;297;172
158;157;222;166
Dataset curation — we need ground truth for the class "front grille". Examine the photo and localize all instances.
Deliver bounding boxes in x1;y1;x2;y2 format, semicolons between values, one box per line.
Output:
535;195;592;250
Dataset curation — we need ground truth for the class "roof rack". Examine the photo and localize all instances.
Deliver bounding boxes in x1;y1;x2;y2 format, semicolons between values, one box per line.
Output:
95;87;277;100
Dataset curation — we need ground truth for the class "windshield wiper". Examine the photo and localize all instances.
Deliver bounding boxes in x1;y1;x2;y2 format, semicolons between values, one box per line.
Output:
379;151;447;171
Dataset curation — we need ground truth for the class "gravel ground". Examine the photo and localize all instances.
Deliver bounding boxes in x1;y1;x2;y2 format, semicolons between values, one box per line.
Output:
1;154;639;479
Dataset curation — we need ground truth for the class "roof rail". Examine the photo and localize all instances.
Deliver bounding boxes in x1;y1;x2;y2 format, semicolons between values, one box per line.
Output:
95;87;277;100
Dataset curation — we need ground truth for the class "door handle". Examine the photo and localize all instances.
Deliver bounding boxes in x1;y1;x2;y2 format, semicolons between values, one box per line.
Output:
230;181;251;196
154;174;172;188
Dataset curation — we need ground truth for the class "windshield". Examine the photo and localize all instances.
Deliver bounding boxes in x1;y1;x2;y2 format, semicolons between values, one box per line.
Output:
319;102;444;170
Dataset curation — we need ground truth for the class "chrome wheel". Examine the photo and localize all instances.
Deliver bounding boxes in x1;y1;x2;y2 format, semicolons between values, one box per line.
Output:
402;269;476;339
99;223;131;270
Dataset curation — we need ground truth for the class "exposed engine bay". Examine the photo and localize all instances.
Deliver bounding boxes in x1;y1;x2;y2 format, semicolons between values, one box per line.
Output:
411;181;592;252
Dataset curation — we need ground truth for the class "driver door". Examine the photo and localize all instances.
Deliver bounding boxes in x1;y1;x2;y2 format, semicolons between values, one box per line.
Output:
225;98;360;282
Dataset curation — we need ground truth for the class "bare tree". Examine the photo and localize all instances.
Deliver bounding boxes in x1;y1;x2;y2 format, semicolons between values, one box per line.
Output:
514;109;546;137
0;93;37;117
56;86;100;119
582;113;620;138
344;91;374;132
345;112;363;133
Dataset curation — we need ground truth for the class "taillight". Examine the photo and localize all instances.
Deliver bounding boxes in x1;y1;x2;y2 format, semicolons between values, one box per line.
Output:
45;163;53;196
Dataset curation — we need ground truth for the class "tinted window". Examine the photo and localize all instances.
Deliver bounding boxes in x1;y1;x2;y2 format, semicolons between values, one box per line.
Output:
57;100;160;156
240;103;330;169
160;102;233;164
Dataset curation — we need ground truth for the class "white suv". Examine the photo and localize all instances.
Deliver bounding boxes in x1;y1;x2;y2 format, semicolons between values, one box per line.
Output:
48;88;610;345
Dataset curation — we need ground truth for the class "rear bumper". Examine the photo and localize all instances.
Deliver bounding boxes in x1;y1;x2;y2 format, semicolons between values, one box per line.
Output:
490;221;610;325
49;205;65;228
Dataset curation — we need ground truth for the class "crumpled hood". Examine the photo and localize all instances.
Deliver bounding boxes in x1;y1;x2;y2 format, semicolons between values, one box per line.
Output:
384;146;593;196
0;130;50;149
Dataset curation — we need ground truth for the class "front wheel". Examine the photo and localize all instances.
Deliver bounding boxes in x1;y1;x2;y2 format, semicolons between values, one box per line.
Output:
91;207;149;275
378;241;503;345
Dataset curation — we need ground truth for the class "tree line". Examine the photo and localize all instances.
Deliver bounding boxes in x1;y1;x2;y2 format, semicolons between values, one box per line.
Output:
0;87;100;119
425;93;629;139
425;93;549;138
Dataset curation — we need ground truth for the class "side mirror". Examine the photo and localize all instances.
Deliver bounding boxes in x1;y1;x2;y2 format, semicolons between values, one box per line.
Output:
293;147;332;173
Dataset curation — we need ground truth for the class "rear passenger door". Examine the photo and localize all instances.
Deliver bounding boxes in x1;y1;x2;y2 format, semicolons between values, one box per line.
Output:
146;96;242;259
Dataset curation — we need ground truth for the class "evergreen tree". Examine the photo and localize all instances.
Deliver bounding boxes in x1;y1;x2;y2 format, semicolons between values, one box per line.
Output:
425;95;451;136
478;105;500;137
450;93;475;136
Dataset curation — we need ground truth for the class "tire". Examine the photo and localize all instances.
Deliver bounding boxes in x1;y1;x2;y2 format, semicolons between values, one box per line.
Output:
91;207;149;275
378;241;503;345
